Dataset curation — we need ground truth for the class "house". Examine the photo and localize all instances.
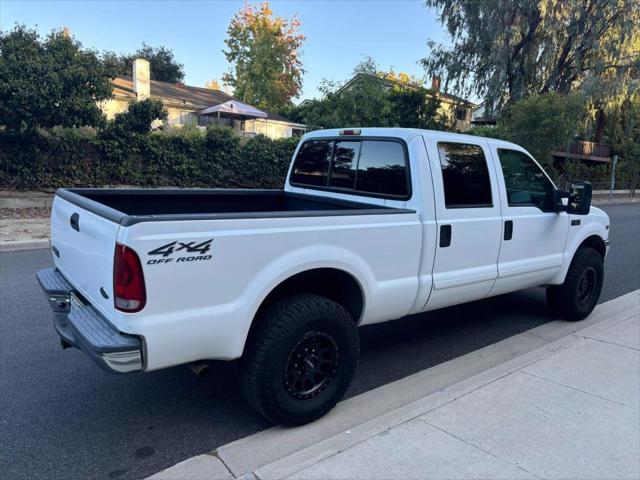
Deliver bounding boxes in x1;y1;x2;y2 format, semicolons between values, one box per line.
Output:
470;101;496;126
101;59;307;139
336;73;476;132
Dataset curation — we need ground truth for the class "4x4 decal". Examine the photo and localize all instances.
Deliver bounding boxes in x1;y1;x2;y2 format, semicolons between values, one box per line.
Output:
147;239;213;265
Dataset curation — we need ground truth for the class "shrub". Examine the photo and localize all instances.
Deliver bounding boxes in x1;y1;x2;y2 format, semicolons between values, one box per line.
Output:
101;98;168;137
0;125;298;190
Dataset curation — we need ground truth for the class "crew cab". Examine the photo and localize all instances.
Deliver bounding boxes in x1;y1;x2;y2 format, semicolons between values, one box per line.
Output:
37;128;610;425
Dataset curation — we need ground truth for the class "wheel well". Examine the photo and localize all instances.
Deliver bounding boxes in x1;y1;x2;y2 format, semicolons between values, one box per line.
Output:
579;235;606;259
254;268;364;325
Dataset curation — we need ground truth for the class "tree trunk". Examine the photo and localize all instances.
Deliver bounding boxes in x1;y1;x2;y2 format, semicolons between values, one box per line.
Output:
594;108;606;143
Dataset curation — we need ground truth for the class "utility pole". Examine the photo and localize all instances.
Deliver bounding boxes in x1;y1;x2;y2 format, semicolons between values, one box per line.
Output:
609;154;618;200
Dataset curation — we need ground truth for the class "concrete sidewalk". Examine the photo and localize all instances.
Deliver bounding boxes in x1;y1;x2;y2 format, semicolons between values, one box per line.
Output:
147;290;639;480
287;308;639;480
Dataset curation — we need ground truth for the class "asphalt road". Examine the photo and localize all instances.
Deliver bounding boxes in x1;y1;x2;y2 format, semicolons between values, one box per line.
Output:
1;203;638;480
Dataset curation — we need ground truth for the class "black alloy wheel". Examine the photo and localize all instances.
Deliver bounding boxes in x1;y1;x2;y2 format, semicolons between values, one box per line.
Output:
284;331;338;400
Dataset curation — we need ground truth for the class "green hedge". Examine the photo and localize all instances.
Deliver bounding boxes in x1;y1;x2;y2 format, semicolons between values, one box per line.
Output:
0;126;299;190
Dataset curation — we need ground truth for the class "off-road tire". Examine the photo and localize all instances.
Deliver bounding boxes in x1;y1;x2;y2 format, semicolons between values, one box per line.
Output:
240;294;359;426
547;247;603;321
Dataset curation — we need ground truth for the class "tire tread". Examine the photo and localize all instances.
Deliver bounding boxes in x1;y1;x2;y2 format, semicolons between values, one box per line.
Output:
547;247;603;321
241;294;358;425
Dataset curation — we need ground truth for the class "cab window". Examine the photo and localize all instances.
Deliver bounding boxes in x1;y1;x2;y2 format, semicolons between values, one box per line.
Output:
290;140;332;186
437;142;493;208
290;139;410;199
497;149;555;211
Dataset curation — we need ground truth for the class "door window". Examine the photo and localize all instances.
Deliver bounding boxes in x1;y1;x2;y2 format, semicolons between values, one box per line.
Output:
437;142;492;208
497;149;555;211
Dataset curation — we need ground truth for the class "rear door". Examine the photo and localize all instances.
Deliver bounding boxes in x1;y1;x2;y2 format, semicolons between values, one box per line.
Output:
50;195;120;320
423;139;503;310
490;147;568;295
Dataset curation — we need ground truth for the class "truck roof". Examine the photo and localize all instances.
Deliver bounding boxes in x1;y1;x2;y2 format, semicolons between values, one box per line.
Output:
302;127;525;151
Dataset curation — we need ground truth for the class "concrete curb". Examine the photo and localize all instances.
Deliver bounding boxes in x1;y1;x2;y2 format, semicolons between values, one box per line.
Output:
146;290;639;480
0;197;53;209
0;239;50;252
592;199;638;206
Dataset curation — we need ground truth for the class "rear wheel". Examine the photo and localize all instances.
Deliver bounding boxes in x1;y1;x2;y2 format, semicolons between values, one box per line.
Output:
240;294;359;426
547;247;603;321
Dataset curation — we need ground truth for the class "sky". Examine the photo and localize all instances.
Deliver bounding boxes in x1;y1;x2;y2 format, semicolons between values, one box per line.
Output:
0;0;450;102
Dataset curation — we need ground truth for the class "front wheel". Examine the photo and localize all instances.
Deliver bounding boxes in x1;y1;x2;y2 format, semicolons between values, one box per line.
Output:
547;247;604;321
240;294;359;426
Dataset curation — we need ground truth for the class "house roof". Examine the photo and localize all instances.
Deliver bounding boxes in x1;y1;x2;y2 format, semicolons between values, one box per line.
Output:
471;101;497;125
338;73;476;107
112;76;298;123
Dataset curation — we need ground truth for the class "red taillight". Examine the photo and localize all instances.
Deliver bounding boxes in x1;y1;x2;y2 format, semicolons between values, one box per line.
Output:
114;243;146;313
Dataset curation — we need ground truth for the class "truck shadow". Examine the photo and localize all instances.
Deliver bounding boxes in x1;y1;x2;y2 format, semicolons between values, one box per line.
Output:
351;286;551;397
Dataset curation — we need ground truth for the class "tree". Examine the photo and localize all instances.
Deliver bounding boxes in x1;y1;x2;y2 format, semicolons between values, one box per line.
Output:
603;90;640;180
0;25;114;132
222;2;305;111
205;78;222;90
422;0;640;123
292;58;447;130
470;92;588;167
107;98;167;135
104;43;184;83
389;87;448;130
300;60;392;128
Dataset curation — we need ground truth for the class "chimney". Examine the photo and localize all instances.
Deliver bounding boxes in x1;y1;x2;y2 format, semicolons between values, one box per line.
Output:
133;58;150;100
431;76;441;92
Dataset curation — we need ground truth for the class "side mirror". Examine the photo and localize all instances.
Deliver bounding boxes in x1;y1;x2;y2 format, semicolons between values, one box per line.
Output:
553;189;569;212
567;181;592;215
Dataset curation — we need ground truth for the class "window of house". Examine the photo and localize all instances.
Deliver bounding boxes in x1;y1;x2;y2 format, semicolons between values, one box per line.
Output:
437;142;492;208
290;139;409;198
498;149;555;211
455;108;467;121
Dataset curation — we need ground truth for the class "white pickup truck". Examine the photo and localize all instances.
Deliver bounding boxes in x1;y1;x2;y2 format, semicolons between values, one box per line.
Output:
38;128;610;425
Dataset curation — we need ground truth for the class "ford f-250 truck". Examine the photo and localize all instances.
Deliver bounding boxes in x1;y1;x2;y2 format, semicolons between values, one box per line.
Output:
37;128;610;425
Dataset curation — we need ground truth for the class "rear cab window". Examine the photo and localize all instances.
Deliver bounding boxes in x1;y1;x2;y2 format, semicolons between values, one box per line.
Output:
290;138;410;199
289;140;332;186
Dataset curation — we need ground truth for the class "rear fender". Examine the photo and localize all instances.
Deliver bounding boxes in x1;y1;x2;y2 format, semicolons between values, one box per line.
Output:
234;245;375;356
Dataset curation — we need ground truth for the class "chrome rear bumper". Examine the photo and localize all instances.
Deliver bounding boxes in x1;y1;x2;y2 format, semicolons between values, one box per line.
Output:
36;268;143;374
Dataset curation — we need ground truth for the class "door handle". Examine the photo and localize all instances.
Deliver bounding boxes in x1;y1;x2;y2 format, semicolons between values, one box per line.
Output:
440;225;452;247
70;213;80;232
504;220;513;240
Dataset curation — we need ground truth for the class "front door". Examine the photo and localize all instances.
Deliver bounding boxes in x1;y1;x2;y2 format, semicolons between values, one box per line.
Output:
490;148;568;295
424;140;503;311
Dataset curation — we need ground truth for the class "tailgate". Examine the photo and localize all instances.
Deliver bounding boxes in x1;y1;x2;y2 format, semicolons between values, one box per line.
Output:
50;195;120;320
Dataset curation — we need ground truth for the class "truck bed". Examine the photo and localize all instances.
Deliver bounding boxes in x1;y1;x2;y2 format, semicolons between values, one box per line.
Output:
56;188;412;226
